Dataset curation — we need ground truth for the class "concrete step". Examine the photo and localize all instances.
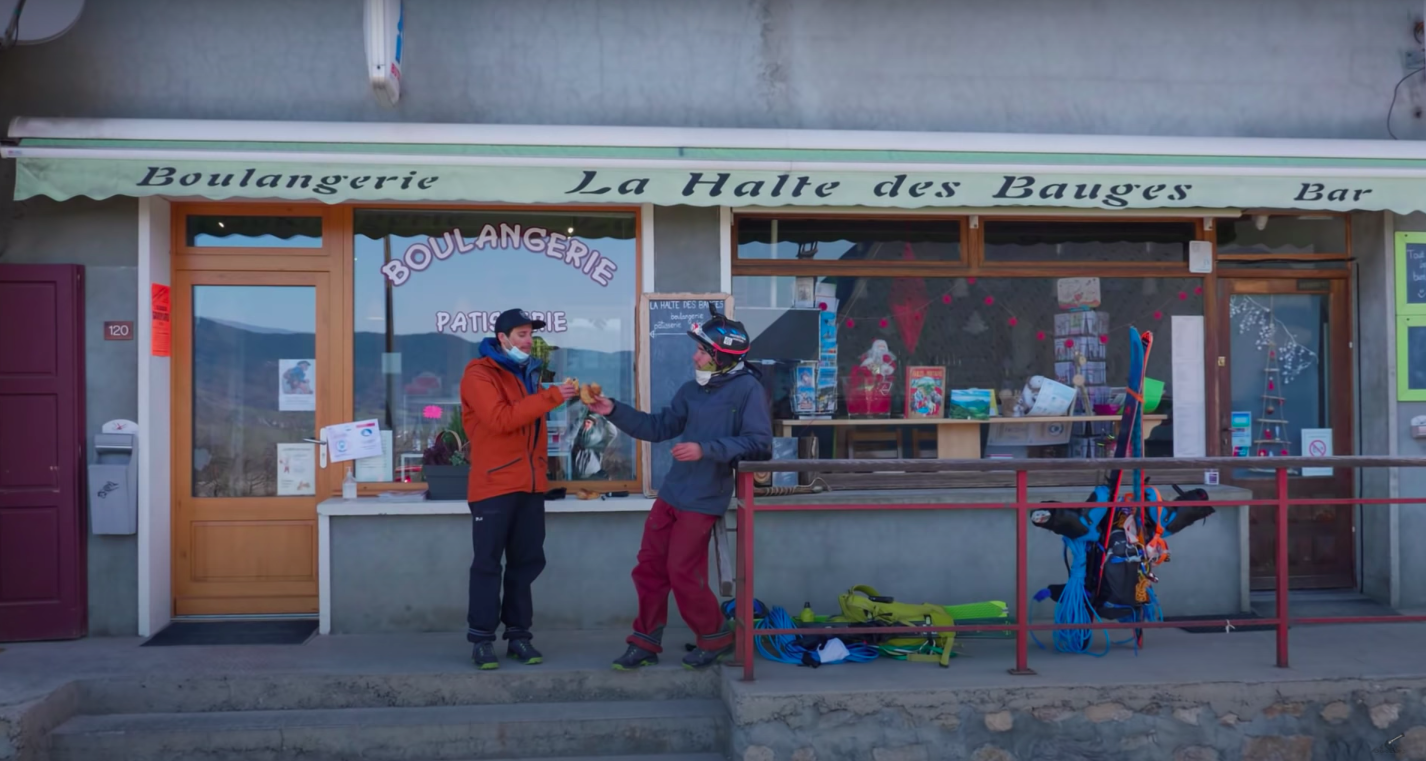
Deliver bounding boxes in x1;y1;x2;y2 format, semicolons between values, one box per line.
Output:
49;699;729;761
73;668;719;714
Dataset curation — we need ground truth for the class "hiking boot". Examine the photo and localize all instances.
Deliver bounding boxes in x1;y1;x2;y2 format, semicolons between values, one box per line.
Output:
507;638;543;665
681;643;733;670
471;642;499;670
612;643;659;671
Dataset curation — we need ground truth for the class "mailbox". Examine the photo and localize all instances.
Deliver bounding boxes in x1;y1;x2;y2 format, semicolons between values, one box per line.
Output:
89;432;137;535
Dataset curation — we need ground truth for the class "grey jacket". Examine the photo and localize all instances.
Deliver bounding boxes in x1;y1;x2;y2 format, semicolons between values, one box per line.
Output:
606;366;772;516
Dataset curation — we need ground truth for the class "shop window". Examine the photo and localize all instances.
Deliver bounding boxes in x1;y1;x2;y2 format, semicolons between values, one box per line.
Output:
186;215;323;248
734;274;1205;460
736;217;961;262
1216;215;1347;256
351;210;639;488
982;220;1195;264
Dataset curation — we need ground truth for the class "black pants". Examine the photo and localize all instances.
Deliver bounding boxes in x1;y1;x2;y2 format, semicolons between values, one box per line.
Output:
466;491;547;644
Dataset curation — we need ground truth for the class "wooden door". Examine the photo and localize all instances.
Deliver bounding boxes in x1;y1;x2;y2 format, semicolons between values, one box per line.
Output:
0;264;87;641
1217;277;1354;589
172;270;334;615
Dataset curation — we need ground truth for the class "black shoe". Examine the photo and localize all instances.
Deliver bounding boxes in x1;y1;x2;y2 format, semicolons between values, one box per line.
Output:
681;644;733;670
612;644;659;671
507;638;543;665
472;642;499;670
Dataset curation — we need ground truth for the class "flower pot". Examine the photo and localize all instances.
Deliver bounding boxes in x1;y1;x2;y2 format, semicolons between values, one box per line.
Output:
422;465;470;501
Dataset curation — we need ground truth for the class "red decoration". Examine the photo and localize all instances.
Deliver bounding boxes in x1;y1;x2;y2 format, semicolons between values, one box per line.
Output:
1194;286;1203;295
879;318;889;328
984;296;995;305
1036;331;1046;341
818;302;828;311
1281;449;1289;456
1008;317;1018;327
1065;338;1075;348
883;354;892;363
941;294;952;304
1268;380;1275;391
1153;310;1163;320
1259;449;1267;457
845;318;855;328
888;243;929;354
967;277;977;285
1099;335;1109;344
1270;351;1276;358
1178;292;1188;300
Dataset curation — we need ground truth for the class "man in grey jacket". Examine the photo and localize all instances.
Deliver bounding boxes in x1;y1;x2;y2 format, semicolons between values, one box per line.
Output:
587;306;771;670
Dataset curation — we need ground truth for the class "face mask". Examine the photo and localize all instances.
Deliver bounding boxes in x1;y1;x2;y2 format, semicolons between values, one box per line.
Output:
695;359;717;386
503;342;530;365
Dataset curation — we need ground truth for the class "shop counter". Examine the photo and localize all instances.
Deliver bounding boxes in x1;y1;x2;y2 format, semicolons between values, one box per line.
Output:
776;414;1167;458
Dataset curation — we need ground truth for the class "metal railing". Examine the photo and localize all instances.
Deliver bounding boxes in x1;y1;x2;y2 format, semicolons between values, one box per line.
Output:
732;456;1426;681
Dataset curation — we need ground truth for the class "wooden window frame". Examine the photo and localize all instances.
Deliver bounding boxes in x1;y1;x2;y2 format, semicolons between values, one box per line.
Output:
1214;211;1352;262
171;201;646;498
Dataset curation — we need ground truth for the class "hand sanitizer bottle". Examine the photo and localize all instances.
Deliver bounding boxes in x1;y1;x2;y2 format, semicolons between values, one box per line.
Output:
342;466;357;500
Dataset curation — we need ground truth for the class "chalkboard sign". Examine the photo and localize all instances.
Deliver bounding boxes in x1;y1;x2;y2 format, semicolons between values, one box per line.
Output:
1407;243;1426;304
637;293;733;496
1398;317;1426;401
1394;234;1426;315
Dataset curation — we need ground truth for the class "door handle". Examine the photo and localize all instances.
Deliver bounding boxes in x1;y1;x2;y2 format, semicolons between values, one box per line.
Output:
301;438;329;468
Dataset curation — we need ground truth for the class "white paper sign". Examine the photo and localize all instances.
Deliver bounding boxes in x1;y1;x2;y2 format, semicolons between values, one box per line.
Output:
1056;277;1102;309
355;429;395;482
278;359;316;412
1171;315;1207;458
987;421;1073;446
325;419;384;463
1301;428;1333;476
276;443;317;496
1188;240;1214;274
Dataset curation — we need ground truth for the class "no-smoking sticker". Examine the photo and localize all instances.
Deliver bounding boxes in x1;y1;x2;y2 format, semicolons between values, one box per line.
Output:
1308;439;1327;457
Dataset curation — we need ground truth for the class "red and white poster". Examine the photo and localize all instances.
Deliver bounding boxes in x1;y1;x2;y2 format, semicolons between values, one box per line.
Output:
150;283;171;357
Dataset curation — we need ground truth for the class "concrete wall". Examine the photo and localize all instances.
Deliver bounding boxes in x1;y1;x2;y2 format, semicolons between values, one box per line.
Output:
329;487;1246;634
1354;212;1395;605
0;198;141;636
652;207;723;293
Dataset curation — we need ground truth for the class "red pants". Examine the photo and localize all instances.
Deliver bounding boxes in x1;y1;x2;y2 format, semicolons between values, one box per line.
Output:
627;499;733;653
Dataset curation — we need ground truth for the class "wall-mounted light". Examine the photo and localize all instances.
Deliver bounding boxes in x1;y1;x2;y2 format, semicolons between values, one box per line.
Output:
1253;214;1270;231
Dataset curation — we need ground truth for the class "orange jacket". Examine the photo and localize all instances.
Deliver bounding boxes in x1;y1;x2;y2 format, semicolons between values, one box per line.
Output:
459;356;566;502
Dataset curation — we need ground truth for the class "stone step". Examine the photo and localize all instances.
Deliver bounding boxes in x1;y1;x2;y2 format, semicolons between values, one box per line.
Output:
50;699;728;761
73;668;719;715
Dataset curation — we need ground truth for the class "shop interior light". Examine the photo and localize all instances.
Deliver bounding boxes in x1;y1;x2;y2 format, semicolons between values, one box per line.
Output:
1253;214;1270;231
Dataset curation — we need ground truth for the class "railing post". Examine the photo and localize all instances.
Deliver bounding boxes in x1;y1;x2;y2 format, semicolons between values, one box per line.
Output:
736;471;756;682
1009;468;1036;676
1275;467;1290;669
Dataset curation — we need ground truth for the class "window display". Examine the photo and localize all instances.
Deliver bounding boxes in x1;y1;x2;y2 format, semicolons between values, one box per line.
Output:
351;209;639;487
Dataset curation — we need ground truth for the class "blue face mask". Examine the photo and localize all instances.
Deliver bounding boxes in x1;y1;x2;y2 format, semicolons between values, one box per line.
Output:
504;342;530;365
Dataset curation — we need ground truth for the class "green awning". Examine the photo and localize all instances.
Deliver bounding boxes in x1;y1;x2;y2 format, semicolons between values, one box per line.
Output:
8;119;1426;212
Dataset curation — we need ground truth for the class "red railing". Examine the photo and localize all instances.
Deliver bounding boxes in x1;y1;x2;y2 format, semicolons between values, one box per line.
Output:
732;456;1426;681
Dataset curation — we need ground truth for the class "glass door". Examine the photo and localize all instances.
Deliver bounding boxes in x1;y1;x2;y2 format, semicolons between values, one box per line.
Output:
172;271;333;615
1218;277;1354;590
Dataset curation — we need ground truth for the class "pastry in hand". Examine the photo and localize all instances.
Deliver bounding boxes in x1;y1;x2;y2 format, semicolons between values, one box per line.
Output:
579;382;603;406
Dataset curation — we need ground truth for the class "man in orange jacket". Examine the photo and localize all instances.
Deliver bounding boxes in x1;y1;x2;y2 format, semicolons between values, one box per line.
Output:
460;309;577;670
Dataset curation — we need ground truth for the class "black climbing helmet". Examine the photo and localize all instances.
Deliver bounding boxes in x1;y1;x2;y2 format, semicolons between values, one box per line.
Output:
688;304;750;371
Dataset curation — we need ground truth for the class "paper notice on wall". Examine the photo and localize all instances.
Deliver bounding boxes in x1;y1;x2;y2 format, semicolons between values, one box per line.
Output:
278;359;316;411
354;429;395;482
987;420;1073;447
325;419;384;463
1056;277;1102;309
276;443;317;496
1301;428;1333;476
1171;315;1207;457
1026;379;1075;417
150;283;171;357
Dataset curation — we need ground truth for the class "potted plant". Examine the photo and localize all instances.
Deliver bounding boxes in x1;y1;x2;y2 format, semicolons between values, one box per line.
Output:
422;412;470;501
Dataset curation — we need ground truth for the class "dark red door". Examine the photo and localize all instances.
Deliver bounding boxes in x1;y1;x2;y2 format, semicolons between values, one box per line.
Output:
0;264;87;641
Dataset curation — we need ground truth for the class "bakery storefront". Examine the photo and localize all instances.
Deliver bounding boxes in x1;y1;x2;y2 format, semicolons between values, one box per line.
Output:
5;120;1415;635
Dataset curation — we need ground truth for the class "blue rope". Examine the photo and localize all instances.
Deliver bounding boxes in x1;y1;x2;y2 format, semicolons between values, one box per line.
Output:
754;606;878;665
1030;537;1112;656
